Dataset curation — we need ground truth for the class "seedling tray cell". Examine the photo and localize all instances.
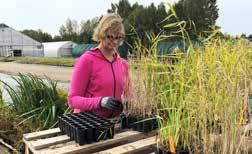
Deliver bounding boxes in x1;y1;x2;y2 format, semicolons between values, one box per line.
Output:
121;114;158;133
58;112;115;145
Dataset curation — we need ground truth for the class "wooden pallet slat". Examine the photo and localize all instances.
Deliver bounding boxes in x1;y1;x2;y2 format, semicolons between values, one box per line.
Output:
23;120;158;154
242;137;252;152
34;130;156;154
96;136;157;154
23;128;61;141
31;135;71;150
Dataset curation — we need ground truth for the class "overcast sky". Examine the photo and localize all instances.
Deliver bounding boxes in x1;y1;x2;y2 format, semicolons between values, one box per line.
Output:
0;0;251;36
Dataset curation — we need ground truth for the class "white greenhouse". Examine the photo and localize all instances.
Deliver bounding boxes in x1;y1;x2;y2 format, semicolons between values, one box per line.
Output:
43;41;76;57
0;23;43;57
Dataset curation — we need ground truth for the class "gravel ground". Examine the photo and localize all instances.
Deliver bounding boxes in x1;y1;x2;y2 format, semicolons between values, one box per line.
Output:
0;62;73;82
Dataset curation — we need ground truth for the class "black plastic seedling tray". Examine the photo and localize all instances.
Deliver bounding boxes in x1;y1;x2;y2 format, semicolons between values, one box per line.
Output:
58;112;115;145
120;114;158;133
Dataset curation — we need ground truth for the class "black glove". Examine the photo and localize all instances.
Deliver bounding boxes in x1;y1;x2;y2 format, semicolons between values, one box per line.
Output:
100;97;122;111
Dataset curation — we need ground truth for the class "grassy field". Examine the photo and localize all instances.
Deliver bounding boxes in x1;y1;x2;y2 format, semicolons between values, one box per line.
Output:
0;56;75;67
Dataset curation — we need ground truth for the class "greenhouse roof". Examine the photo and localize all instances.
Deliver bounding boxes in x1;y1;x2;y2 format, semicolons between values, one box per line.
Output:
0;23;9;28
43;41;76;51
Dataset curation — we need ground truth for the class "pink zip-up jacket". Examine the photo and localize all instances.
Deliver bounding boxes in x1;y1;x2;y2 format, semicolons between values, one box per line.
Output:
68;48;131;117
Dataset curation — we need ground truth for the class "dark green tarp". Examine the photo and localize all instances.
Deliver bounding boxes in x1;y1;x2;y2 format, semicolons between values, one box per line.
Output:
72;44;98;57
157;40;201;54
72;43;128;59
157;41;188;54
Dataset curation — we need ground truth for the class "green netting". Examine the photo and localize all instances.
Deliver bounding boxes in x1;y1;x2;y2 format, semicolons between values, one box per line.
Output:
71;44;98;57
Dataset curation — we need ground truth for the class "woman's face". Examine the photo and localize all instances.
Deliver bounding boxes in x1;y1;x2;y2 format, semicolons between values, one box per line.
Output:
101;30;124;51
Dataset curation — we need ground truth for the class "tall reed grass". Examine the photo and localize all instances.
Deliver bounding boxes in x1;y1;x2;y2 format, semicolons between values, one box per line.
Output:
158;38;251;153
128;36;252;153
125;1;252;153
0;73;69;129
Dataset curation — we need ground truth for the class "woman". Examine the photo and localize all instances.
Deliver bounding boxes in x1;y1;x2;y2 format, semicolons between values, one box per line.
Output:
68;13;131;118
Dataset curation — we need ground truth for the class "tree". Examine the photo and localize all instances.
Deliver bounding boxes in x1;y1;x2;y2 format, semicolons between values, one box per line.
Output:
58;17;99;43
240;33;247;38
166;0;219;39
108;0;132;20
248;34;252;41
80;17;99;43
59;18;80;43
108;0;169;47
53;35;63;41
21;29;53;42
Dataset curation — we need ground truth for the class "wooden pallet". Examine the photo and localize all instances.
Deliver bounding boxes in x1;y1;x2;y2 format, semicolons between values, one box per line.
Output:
23;125;158;154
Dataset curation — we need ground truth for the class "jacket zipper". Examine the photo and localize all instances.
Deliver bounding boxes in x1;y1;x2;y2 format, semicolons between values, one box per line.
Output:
97;50;118;117
98;50;116;101
110;63;116;98
108;61;116;118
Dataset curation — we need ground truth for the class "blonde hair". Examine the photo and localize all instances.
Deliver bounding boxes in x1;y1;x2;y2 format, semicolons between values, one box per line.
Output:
92;13;125;42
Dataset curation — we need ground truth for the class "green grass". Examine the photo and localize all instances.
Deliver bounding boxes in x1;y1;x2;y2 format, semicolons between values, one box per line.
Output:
0;56;75;67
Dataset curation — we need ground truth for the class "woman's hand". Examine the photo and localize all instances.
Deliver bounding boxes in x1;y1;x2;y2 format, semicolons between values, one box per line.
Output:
100;97;123;111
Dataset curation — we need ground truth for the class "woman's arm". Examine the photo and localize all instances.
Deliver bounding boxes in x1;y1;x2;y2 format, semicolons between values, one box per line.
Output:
67;55;101;111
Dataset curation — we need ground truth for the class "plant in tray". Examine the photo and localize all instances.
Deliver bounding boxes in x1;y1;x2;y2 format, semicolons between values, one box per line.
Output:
121;31;170;133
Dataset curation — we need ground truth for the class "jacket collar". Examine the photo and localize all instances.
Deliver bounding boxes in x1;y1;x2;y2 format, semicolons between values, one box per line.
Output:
89;47;120;61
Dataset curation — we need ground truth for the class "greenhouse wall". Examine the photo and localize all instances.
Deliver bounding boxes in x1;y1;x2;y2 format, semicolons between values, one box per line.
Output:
43;41;76;57
0;23;43;57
